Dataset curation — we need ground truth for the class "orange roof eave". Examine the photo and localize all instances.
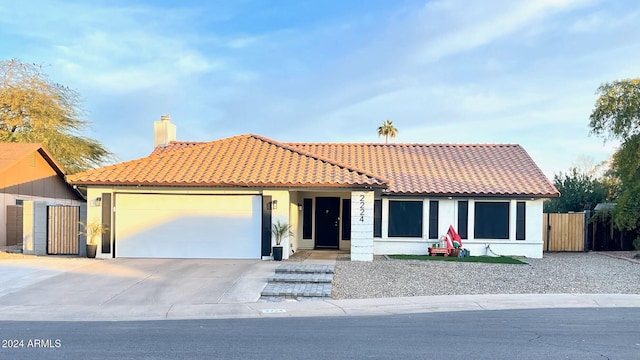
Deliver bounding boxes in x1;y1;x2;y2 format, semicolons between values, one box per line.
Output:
66;179;388;189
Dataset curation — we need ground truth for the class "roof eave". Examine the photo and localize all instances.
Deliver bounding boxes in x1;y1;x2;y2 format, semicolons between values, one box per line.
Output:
383;191;560;199
66;180;388;189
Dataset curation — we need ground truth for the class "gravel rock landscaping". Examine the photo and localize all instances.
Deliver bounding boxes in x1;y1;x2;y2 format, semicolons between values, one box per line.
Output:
332;252;640;299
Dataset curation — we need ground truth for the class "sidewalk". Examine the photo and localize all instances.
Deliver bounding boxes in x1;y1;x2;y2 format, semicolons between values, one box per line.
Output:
0;293;638;321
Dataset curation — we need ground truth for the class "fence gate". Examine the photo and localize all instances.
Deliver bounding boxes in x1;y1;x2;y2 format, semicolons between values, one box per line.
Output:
6;205;23;246
543;213;587;252
47;205;80;255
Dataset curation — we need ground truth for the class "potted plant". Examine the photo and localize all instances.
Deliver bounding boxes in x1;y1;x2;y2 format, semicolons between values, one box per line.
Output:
450;241;462;257
79;220;108;258
271;220;293;261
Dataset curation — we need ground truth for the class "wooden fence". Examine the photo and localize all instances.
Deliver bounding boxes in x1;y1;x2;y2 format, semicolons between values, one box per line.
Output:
47;205;80;255
5;205;23;246
543;212;587;252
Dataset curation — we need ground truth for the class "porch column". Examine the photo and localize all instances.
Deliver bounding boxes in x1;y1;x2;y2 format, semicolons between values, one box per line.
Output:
350;191;374;261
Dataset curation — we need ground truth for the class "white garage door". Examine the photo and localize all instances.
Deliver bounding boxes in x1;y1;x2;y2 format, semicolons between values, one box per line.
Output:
114;194;262;259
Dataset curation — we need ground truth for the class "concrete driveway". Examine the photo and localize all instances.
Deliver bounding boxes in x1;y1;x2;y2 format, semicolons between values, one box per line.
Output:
0;257;278;307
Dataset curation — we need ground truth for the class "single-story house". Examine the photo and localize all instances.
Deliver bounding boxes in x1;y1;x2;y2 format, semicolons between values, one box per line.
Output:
0;143;85;247
67;116;559;261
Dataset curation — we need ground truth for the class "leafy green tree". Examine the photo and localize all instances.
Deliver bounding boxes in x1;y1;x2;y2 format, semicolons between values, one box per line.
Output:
377;119;398;144
607;134;640;229
0;59;113;174
589;79;640;141
544;167;607;213
589;78;640;229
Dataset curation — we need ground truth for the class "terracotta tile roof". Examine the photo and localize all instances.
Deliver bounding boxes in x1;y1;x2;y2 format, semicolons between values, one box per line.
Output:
0;142;66;176
286;143;559;196
69;135;558;197
67;135;387;188
150;141;207;155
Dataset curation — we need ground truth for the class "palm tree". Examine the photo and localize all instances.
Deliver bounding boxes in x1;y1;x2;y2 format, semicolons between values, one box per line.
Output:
377;119;398;144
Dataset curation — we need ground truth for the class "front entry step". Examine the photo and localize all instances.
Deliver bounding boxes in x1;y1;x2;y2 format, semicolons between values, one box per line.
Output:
261;283;332;298
268;273;333;283
275;264;334;274
260;264;335;301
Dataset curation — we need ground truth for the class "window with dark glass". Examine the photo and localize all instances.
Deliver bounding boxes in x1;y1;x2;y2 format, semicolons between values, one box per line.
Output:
373;199;382;238
342;198;351;240
302;198;313;239
389;200;423;237
516;202;526;240
457;201;468;239
428;200;439;239
474;202;509;239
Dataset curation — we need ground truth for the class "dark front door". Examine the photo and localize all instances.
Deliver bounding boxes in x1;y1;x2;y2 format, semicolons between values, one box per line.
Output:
315;197;340;249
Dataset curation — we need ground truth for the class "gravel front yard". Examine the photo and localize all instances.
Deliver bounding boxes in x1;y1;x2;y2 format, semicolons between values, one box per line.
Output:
332;252;640;299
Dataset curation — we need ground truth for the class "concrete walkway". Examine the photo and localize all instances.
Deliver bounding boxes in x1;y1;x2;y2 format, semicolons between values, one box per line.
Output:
300;250;342;265
0;293;638;321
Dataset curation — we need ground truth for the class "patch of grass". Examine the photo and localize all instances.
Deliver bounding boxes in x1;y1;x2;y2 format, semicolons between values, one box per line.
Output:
389;254;528;265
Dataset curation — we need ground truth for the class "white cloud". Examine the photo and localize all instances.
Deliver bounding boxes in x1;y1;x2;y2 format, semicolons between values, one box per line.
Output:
415;0;597;61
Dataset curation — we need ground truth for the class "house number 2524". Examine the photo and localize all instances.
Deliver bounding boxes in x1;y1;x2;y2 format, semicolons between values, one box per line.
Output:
359;195;365;222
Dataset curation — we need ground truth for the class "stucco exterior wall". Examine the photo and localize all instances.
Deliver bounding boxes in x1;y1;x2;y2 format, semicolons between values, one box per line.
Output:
288;191;302;255
1;194;82;247
82;185;545;260
373;198;545;258
263;190;291;259
292;191;352;251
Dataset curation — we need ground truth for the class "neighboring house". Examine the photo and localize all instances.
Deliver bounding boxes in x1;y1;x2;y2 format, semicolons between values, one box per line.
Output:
67;116;559;261
0;143;85;247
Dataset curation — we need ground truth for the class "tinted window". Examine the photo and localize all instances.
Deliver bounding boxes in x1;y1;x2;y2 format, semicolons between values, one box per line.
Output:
474;202;509;239
389;201;423;237
428;200;439;239
374;200;382;238
342;198;351;240
457;201;468;239
303;198;312;239
516;202;526;240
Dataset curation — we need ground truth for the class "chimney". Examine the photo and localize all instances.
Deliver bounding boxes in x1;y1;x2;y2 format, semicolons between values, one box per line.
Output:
153;114;176;147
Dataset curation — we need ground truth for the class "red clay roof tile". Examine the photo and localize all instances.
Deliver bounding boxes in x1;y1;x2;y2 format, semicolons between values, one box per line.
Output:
67;135;559;197
287;142;558;196
67;135;387;189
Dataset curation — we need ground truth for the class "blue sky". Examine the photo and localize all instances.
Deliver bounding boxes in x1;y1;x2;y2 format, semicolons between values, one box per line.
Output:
1;0;639;177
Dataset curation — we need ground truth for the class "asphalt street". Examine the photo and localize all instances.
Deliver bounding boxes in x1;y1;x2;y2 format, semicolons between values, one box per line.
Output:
1;307;638;360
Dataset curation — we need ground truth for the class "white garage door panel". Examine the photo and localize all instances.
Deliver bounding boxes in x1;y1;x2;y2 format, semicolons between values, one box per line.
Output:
115;194;261;259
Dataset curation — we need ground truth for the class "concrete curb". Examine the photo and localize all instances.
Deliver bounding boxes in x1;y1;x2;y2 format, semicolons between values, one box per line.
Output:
594;251;640;265
1;293;638;322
